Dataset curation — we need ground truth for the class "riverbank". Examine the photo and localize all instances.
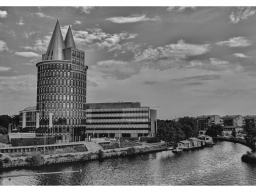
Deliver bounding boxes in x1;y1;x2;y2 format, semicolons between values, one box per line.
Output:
214;137;251;148
0;142;167;170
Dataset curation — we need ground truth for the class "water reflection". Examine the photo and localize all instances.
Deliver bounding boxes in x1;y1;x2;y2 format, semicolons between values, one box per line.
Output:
1;141;256;185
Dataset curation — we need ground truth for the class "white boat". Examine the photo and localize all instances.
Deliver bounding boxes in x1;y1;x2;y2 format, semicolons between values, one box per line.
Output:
172;148;183;154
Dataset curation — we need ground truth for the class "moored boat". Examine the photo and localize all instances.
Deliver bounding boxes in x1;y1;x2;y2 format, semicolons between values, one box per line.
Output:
172;148;183;154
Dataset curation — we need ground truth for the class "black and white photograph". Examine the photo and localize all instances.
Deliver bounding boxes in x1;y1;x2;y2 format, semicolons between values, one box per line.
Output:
1;2;256;187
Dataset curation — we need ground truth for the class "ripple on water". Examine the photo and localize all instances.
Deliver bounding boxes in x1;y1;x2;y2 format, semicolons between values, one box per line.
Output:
1;141;254;185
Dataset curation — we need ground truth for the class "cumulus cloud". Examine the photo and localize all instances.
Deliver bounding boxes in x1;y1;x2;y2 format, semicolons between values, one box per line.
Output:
230;7;256;23
0;66;11;72
63;27;138;51
33;12;55;19
188;58;244;72
106;14;159;23
233;53;248;58
0;40;9;51
21;36;51;53
134;40;210;62
17;17;24;25
216;37;251;47
166;7;196;12
15;52;40;57
0;10;7;18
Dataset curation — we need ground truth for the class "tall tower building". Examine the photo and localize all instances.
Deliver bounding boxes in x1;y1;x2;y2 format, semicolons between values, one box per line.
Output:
36;21;88;142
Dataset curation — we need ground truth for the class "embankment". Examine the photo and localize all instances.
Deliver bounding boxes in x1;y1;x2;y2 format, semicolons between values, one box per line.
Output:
0;144;167;170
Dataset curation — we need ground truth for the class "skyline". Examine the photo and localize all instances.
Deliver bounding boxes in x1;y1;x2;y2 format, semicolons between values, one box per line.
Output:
2;7;256;119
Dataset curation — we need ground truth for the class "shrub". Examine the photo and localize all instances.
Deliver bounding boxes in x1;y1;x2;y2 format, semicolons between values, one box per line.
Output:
0;159;3;167
25;152;44;166
127;147;136;155
3;157;11;164
62;147;76;153
74;145;88;152
97;149;104;159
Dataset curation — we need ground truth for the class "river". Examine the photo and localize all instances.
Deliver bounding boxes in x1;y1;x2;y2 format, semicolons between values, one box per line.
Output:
1;141;256;185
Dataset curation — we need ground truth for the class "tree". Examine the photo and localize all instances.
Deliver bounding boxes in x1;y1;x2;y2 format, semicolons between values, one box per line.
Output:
244;121;256;150
0;115;12;129
231;130;236;138
25;152;44;166
0;127;7;135
205;124;223;137
178;117;198;138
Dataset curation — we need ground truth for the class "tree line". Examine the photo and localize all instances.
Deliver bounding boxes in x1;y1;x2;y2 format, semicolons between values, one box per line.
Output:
156;117;224;144
0;114;19;135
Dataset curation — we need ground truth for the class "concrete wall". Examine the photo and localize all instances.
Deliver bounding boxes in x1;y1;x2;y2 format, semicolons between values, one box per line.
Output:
150;109;157;136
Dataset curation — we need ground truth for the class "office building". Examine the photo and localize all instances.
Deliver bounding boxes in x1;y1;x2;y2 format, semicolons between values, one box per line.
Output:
85;102;157;138
36;20;88;142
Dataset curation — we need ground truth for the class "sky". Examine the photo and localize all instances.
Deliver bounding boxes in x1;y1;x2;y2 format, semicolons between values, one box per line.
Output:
1;6;256;119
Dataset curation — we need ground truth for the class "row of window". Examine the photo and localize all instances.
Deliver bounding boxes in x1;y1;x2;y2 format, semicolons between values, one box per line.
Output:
38;71;86;80
38;94;86;102
72;57;84;66
38;63;71;71
72;50;84;59
86;124;149;128
86;108;149;113
38;79;86;88
86;113;149;118
38;86;86;95
87;119;149;123
38;102;85;110
40;117;86;126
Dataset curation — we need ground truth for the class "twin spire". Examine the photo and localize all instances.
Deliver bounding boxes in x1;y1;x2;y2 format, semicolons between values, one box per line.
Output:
45;20;76;60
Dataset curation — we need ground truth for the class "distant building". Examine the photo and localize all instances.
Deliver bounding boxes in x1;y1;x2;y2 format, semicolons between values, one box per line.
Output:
243;115;256;127
85;102;157;138
221;115;244;135
19;106;37;132
197;115;222;131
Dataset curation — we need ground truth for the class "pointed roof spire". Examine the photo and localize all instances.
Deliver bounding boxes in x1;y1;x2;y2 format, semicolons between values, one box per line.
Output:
45;20;65;60
64;25;76;49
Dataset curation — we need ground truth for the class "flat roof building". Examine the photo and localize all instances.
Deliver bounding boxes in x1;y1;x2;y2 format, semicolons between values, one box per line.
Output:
85;102;157;138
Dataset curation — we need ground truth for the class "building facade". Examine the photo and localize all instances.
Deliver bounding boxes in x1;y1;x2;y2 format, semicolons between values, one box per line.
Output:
19;106;37;132
36;21;88;142
85;102;157;138
221;115;244;135
197;115;222;131
243;115;256;127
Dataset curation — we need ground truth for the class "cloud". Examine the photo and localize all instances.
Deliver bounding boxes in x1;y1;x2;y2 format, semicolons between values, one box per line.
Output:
0;75;36;91
0;10;7;18
92;60;138;80
74;20;82;24
230;7;256;23
15;52;40;57
75;6;94;14
171;75;221;82
106;14;159;23
21;36;51;53
233;53;248;58
188;58;244;72
0;40;9;51
67;27;138;51
144;81;158;85
216;37;251;47
134;40;210;62
0;66;11;71
33;12;55;19
17;17;24;25
166;7;196;12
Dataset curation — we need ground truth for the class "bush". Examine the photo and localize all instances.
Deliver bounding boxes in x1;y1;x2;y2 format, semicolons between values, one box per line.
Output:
127;147;136;155
62;147;76;153
0;159;3;167
25;152;44;166
3;157;11;164
74;145;88;152
97;149;104;159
